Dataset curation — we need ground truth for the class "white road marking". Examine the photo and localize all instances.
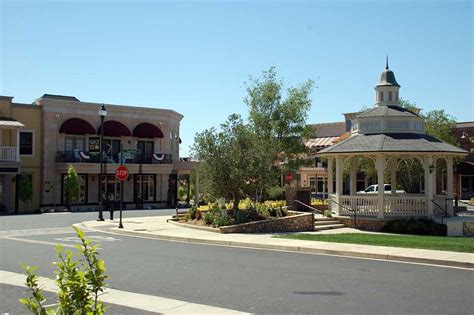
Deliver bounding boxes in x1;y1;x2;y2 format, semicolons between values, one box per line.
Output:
0;227;75;238
0;270;249;314
54;235;122;243
1;237;77;248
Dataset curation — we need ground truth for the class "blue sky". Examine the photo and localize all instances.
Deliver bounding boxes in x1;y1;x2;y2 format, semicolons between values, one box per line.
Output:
1;0;472;156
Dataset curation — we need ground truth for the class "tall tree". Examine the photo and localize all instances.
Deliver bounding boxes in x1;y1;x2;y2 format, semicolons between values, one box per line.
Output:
64;165;80;210
18;174;33;209
245;67;314;194
192;114;258;209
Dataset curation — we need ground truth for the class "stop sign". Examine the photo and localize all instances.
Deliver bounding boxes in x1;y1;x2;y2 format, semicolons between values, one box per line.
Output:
115;165;129;181
285;173;293;182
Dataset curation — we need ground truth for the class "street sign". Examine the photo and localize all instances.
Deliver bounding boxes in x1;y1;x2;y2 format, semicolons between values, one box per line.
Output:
285;173;293;182
115;165;129;181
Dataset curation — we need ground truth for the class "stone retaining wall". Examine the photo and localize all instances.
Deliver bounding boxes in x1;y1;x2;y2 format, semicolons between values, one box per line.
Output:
220;212;314;234
337;216;387;231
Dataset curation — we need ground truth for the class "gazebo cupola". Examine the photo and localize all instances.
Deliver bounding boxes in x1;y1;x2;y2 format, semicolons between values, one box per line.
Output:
351;60;425;136
375;56;400;106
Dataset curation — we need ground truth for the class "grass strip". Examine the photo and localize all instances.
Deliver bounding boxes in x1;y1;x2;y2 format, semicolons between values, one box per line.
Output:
275;233;474;253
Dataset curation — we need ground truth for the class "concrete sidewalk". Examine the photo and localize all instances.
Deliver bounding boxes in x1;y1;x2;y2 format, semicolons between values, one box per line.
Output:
76;216;474;269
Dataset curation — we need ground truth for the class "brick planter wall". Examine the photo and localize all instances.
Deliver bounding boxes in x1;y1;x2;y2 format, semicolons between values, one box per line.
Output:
337;216;388;231
220;212;314;234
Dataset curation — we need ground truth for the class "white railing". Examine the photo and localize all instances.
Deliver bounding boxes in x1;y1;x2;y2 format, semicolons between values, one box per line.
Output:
331;194;428;217
0;146;17;161
384;195;427;217
339;195;378;216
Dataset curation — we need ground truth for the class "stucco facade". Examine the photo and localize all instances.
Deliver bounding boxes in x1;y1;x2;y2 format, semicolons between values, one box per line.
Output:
0;94;194;213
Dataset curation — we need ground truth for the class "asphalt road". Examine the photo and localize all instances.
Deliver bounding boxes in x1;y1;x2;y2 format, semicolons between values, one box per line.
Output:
1;210;473;314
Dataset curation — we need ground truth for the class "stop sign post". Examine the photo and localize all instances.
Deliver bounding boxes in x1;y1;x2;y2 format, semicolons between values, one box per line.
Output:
116;145;127;229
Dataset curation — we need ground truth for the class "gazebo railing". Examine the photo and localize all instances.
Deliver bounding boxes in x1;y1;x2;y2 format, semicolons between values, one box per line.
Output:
384;195;427;217
333;194;428;217
339;195;378;216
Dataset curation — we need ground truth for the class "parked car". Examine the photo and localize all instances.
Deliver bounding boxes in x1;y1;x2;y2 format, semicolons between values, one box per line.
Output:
358;184;405;194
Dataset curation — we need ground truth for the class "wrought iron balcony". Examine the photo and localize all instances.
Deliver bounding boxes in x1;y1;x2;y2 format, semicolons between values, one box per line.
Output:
56;151;172;164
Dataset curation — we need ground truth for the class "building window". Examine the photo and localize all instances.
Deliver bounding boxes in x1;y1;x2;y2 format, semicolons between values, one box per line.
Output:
135;174;155;202
388;91;392;101
396;91;399;101
379;92;384;102
100;175;121;202
65;136;85;152
20;131;34;156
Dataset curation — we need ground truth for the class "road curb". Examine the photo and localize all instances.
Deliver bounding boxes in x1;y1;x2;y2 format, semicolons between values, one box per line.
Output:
74;222;474;269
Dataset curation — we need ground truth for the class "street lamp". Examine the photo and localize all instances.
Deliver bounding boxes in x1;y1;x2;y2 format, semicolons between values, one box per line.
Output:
98;104;107;221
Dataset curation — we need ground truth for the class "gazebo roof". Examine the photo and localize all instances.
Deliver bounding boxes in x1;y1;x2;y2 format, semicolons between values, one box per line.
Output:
317;133;468;155
357;105;420;118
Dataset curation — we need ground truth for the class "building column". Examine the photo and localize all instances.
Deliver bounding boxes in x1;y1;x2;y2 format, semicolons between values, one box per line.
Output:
335;156;344;215
424;156;434;217
446;156;454;216
16;129;20;162
350;158;358;195
376;156;386;218
327;157;334;194
390;158;397;194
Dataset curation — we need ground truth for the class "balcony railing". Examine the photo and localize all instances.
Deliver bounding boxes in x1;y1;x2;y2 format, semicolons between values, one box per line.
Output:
0;146;17;162
56;151;172;164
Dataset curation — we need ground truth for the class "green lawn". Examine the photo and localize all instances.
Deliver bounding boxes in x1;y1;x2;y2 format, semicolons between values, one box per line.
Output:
275;233;474;253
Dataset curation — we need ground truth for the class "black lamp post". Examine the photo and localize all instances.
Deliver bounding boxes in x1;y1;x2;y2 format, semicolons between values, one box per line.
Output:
97;104;107;221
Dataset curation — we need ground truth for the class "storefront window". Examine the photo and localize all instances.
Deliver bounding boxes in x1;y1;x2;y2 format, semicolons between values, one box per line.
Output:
135;174;155;201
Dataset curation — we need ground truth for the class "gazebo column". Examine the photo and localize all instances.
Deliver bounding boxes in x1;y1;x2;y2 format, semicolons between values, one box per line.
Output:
446;156;454;216
390;159;397;194
350;158;358;195
335;156;344;216
376;156;386;218
327;157;334;194
424;156;434;217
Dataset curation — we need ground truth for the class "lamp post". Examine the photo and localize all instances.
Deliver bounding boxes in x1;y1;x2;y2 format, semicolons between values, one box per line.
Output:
98;104;107;221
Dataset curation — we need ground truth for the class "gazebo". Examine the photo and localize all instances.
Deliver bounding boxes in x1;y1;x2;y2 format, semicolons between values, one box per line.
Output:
317;61;468;219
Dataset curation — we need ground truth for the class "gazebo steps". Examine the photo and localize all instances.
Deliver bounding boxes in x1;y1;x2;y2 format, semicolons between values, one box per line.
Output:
314;220;342;226
314;223;346;231
314;217;345;231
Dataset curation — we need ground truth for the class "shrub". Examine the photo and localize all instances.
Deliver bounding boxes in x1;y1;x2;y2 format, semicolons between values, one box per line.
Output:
323;210;332;217
267;186;284;200
203;211;214;225
187;206;198;220
20;227;108;314
234;209;250;224
382;218;447;236
213;211;231;227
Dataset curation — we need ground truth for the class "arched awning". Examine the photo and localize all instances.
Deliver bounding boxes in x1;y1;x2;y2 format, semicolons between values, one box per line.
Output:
59;118;96;135
97;120;131;137
132;123;164;138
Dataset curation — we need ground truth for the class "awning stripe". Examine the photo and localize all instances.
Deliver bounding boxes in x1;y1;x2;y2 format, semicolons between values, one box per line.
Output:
305;137;338;148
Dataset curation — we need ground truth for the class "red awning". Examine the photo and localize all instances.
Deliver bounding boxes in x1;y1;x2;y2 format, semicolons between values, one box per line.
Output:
132;123;164;138
97;120;131;137
305;137;338;148
59;118;96;135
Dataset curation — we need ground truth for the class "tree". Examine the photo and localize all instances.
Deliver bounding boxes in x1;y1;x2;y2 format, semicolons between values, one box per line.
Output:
245;67;315;196
18;174;33;210
64;165;80;210
192;68;315;208
192;114;259;209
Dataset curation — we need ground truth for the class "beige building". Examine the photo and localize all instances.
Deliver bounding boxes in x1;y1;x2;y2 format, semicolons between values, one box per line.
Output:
0;96;42;213
0;94;193;213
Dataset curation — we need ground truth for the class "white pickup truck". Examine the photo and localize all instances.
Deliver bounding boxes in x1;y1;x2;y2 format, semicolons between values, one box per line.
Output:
358;184;406;194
